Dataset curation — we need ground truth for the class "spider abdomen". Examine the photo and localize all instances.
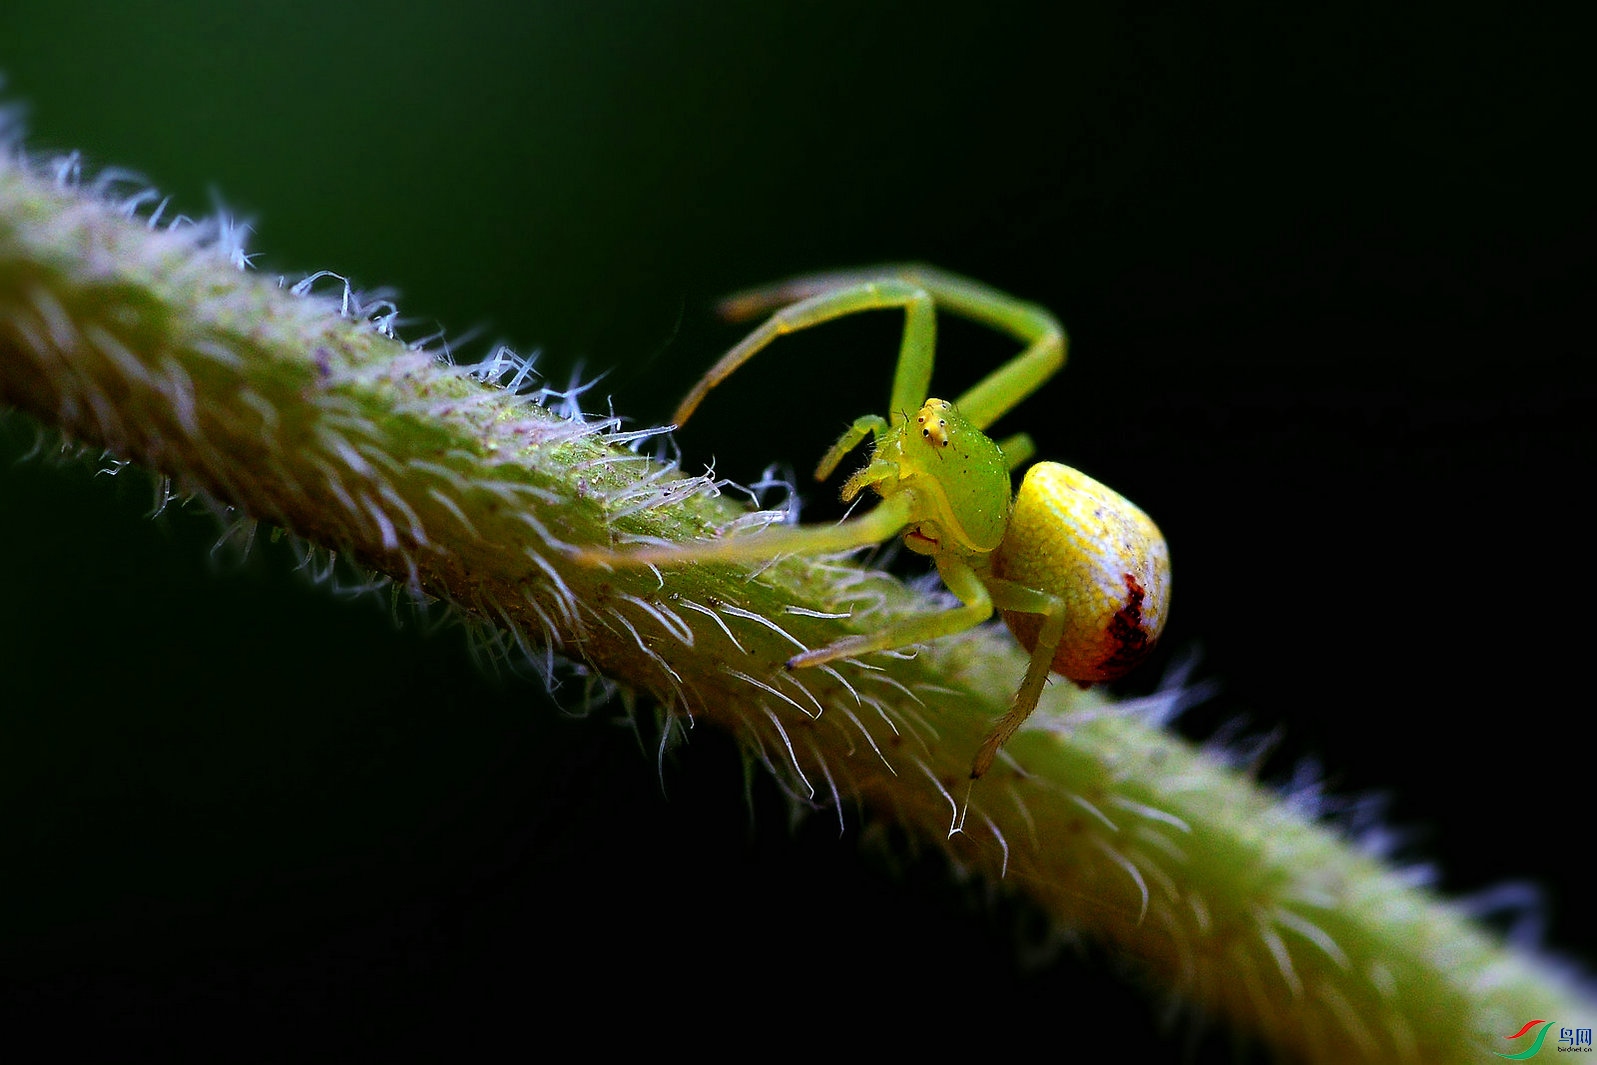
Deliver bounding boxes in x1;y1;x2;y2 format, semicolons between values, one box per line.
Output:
993;462;1170;684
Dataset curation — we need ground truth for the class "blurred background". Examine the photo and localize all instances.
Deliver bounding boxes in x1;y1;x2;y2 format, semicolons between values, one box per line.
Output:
1;1;1591;1056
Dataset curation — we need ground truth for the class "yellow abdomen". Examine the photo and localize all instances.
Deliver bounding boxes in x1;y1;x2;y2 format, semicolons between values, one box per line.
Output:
992;462;1171;683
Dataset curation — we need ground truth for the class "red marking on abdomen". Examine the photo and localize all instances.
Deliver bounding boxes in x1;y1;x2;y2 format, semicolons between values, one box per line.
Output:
1097;573;1152;677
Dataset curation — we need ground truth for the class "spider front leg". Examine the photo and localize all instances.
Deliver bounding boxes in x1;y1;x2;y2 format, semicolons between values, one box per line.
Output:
717;264;1068;433
673;280;937;431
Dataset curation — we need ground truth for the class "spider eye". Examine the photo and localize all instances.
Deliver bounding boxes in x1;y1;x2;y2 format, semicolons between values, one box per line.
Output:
914;400;953;447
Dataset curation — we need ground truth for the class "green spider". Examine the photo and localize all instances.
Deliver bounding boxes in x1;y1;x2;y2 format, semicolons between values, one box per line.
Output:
581;265;1170;778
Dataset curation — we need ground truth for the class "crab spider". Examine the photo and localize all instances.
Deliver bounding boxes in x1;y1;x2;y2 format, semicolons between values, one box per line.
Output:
580;265;1170;779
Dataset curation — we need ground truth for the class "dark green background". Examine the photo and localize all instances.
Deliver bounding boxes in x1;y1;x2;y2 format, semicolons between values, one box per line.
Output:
2;2;1591;1056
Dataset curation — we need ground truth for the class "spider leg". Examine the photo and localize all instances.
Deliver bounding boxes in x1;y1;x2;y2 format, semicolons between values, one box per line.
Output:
717;264;1066;432
788;555;993;670
815;414;890;483
575;493;916;568
675;280;936;429
995;432;1036;471
971;578;1070;779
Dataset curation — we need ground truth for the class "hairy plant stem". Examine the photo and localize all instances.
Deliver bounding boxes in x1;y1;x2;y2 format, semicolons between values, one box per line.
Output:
0;149;1587;1063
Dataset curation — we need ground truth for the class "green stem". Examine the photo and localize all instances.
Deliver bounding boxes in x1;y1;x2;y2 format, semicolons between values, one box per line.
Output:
0;148;1587;1063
